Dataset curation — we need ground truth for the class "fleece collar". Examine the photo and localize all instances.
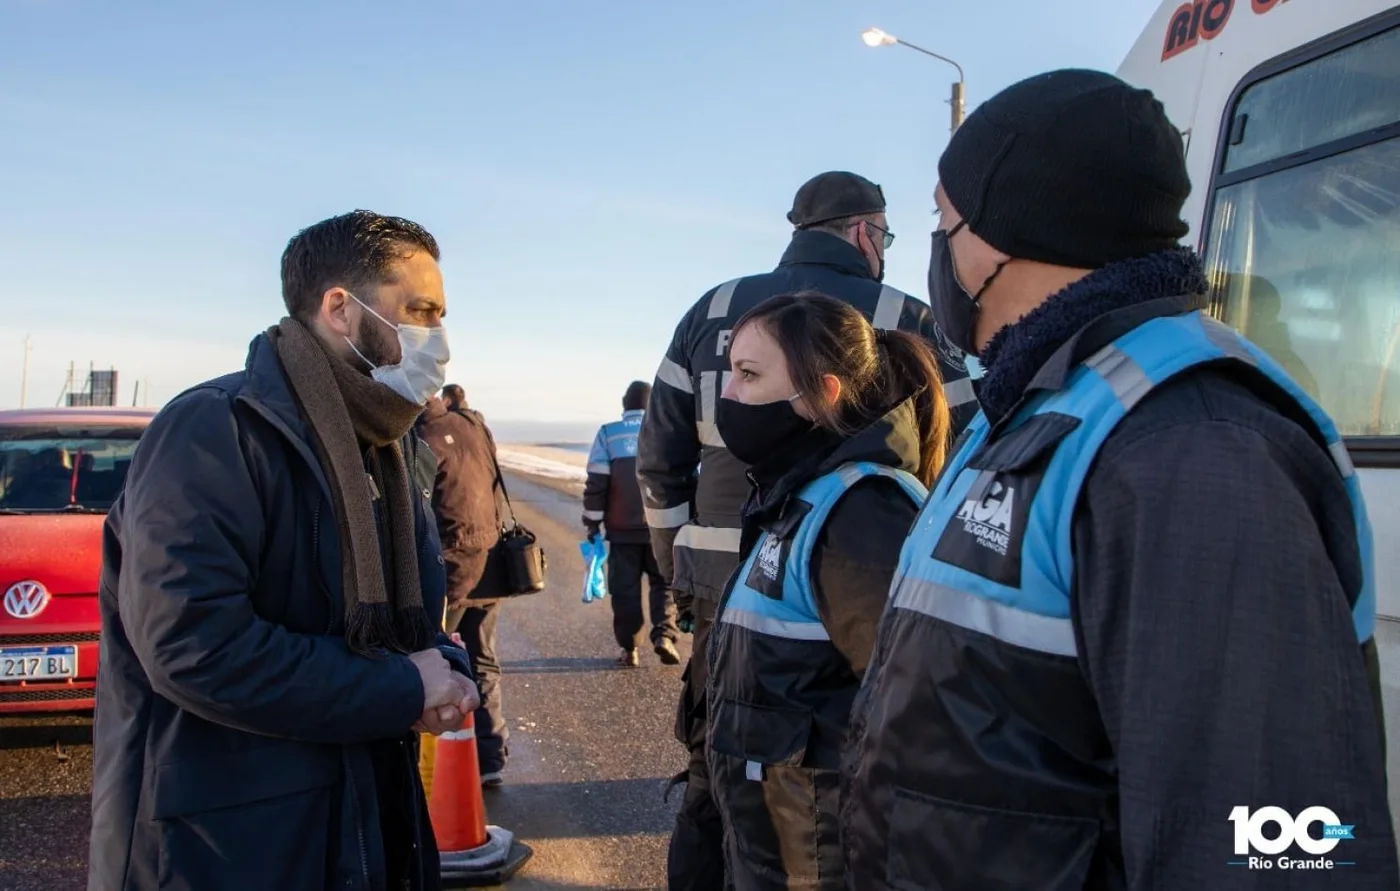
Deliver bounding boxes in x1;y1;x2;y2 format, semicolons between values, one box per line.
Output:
977;248;1207;426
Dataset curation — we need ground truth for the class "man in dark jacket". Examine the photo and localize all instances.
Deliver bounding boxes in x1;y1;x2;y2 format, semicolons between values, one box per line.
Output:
415;388;511;786
637;170;979;891
584;381;680;667
88;210;479;891
844;70;1397;889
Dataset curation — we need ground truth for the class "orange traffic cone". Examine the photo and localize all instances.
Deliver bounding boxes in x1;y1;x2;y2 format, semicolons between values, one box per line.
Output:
419;732;437;794
426;712;533;886
429;715;489;851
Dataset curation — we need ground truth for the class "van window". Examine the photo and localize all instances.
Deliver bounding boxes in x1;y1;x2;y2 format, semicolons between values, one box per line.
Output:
1222;25;1400;174
1204;24;1400;436
0;427;143;512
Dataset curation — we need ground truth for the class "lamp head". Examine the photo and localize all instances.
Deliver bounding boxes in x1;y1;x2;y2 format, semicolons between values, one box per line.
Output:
861;27;897;47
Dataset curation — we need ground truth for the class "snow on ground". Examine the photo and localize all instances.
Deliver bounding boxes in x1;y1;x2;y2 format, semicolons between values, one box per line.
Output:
496;444;589;484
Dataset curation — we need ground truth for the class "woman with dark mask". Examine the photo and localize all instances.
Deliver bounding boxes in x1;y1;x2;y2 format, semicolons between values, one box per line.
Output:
704;291;951;891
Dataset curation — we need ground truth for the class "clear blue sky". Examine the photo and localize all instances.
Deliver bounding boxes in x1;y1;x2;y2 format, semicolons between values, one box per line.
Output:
0;0;1161;433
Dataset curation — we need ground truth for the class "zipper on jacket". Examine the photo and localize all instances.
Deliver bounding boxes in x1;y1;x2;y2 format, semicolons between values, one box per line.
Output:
311;502;339;633
343;756;373;888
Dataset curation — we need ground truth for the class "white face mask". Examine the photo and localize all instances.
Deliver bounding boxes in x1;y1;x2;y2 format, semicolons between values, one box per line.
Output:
345;293;450;405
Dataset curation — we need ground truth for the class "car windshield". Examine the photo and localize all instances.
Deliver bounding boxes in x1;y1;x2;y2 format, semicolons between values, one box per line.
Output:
0;426;143;513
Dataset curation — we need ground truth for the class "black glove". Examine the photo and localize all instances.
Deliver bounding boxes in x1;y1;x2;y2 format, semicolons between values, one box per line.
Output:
677;610;695;635
583;519;602;541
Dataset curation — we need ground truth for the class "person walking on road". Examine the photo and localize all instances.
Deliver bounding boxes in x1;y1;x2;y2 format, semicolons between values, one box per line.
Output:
637;170;979;891
706;293;950;890
584;381;681;667
88;210;479;891
843;69;1398;889
440;383;471;417
415;385;512;787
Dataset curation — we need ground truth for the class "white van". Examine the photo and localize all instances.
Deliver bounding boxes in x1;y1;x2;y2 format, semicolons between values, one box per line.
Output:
1117;0;1400;813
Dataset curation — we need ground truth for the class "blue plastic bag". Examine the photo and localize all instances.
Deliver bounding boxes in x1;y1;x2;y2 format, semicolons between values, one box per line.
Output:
580;536;608;603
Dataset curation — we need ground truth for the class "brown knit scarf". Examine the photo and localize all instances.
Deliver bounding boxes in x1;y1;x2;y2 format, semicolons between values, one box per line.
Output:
268;317;435;656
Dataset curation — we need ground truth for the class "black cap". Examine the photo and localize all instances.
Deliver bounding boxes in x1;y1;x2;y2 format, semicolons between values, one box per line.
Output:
937;69;1191;268
787;171;886;228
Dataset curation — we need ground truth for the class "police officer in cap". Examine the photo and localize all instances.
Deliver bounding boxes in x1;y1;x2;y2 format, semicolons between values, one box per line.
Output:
638;171;976;890
843;68;1397;889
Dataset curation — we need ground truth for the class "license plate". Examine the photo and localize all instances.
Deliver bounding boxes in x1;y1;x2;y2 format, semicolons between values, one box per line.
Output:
0;646;77;681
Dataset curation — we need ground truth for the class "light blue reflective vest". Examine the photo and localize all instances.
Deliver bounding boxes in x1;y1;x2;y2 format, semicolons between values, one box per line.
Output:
586;409;644;476
890;311;1376;656
722;461;928;642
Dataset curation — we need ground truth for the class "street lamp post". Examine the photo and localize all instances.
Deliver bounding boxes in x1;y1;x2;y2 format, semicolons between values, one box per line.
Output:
861;27;966;135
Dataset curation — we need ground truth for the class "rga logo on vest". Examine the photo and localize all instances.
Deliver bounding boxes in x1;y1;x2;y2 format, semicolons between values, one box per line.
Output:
954;481;1016;556
1228;806;1356;871
755;535;783;582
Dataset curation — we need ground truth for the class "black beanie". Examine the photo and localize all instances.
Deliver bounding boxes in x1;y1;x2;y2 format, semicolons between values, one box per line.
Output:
938;68;1191;269
788;171;886;228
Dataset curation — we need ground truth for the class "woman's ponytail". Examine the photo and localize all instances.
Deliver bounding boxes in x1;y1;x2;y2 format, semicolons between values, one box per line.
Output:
876;330;952;488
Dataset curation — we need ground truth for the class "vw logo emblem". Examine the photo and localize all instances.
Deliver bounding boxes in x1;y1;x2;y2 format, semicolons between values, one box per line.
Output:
3;581;51;619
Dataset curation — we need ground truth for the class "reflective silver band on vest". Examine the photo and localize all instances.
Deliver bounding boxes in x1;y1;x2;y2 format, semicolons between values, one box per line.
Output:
836;463;902;487
700;370;716;426
1201;316;1255;363
1084;344;1153;411
708;279;740;320
872;285;904;330
892;576;1077;657
943;376;978;409
697;370;729;448
721;605;831;641
657;357;693;393
645;503;691;528
697;421;725;448
1330;441;1356;478
675;524;742;553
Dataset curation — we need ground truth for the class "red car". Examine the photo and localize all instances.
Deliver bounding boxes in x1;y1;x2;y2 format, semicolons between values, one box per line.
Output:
0;407;154;714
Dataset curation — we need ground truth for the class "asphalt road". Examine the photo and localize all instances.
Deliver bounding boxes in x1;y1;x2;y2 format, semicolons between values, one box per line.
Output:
0;472;690;890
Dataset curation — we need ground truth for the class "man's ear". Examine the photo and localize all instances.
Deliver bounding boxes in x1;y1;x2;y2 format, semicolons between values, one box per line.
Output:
321;287;353;338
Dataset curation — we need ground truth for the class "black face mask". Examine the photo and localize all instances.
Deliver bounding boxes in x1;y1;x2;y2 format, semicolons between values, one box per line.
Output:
715;396;814;467
864;221;889;282
927;223;1003;357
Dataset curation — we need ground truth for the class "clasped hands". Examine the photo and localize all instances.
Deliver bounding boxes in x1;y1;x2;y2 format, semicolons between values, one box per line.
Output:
408;639;480;735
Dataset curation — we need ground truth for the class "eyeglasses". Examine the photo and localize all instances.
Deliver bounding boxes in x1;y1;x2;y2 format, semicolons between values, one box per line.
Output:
862;221;895;250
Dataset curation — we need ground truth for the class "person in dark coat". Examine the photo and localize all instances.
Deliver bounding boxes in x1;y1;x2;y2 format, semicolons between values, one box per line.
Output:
88;210;479;891
706;293;951;890
843;69;1397;889
636;171;978;891
584;381;681;667
415;387;512;785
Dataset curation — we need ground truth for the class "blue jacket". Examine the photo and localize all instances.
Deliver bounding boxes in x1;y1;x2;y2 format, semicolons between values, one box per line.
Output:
88;332;472;891
583;409;648;543
844;292;1396;889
